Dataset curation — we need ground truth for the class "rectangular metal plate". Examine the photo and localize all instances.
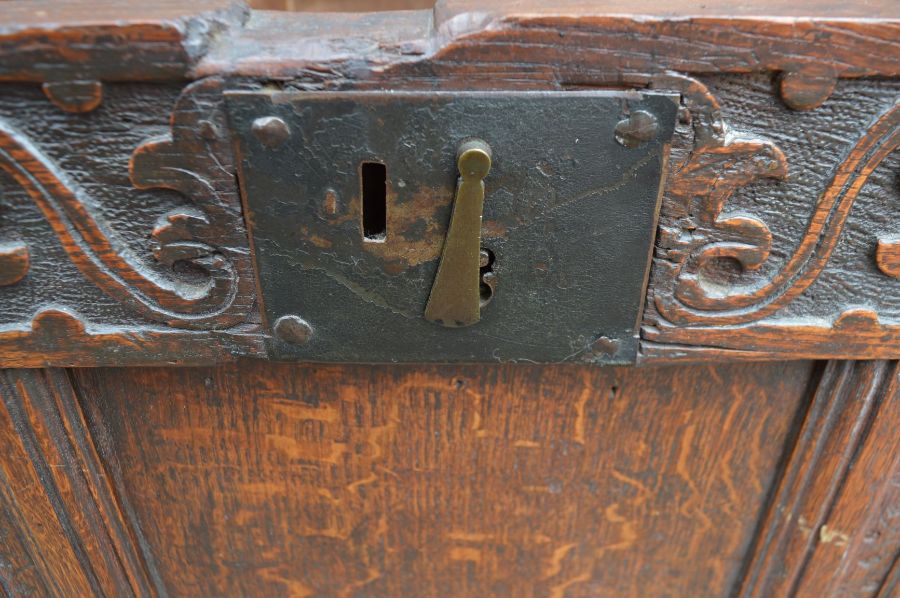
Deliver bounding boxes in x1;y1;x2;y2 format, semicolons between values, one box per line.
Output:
226;90;677;363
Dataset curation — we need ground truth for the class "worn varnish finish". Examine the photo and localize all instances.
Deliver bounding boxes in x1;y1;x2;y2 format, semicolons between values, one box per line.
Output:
0;369;155;596
0;1;899;596
2;359;897;596
0;0;898;365
642;77;900;362
0;77;255;330
789;363;900;597
0;0;247;84
0;78;263;366
70;361;816;596
740;360;900;596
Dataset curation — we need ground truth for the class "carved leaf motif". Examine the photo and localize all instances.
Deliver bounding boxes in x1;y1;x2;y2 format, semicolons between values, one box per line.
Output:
653;77;900;326
151;211;219;268
129;76;257;328
0;77;254;330
667;138;785;306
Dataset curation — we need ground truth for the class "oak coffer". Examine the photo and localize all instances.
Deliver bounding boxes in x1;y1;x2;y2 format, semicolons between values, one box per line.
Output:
0;0;898;596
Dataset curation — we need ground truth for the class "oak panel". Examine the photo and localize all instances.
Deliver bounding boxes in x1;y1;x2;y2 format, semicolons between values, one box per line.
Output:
73;361;816;596
0;369;157;597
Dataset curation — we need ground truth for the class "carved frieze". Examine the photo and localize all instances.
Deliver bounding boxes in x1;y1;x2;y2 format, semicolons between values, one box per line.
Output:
0;78;263;365
642;76;900;360
0;1;898;365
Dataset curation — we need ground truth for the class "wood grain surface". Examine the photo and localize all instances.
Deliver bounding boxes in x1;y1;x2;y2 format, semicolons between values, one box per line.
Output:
0;2;897;597
71;360;817;596
740;360;900;597
0;0;247;83
792;362;900;597
0;0;897;365
0;368;156;596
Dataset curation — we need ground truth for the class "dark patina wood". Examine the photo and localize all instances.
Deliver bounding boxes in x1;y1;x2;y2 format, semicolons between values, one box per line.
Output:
0;0;897;365
0;368;155;596
0;1;898;596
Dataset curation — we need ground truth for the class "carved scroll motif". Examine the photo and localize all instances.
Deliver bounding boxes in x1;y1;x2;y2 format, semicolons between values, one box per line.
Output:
0;77;254;330
651;75;900;329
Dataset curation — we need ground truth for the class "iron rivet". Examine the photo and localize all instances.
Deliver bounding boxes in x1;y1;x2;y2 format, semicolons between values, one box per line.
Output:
323;188;339;216
615;110;658;148
252;116;290;148
273;315;313;345
591;335;620;356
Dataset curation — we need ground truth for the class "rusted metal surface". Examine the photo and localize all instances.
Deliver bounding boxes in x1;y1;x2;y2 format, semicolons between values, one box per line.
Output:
227;90;677;363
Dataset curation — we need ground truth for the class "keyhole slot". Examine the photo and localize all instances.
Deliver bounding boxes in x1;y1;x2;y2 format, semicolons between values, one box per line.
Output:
479;248;496;307
360;161;387;241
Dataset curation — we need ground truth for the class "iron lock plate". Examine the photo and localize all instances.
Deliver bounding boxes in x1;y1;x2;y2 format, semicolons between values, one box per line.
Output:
226;90;677;363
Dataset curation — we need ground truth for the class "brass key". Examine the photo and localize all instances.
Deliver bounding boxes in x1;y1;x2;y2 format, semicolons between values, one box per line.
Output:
424;139;492;327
